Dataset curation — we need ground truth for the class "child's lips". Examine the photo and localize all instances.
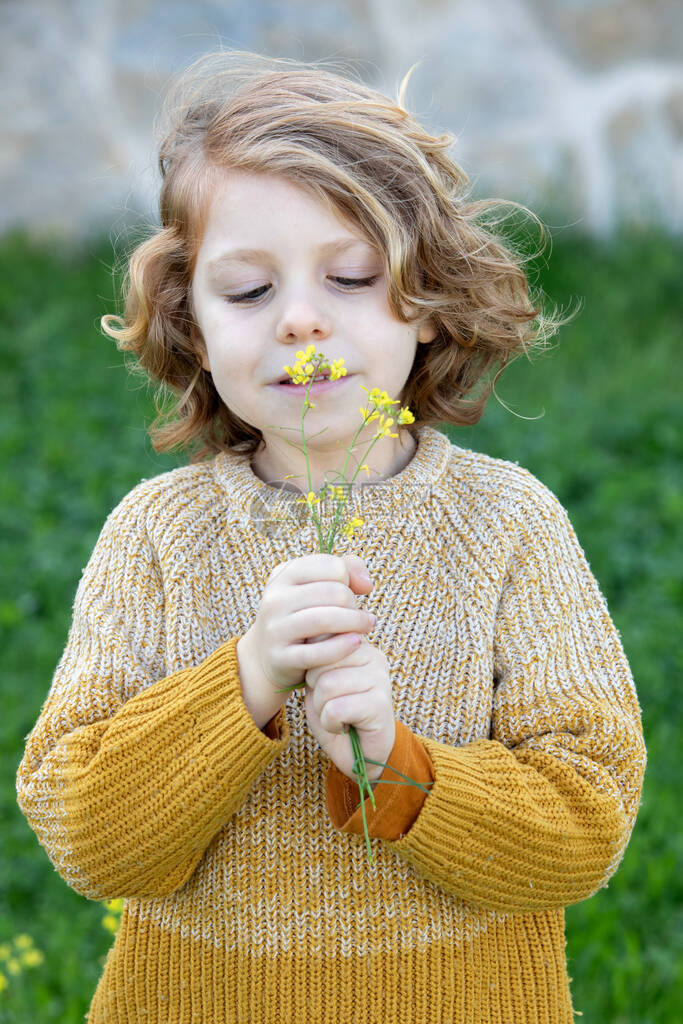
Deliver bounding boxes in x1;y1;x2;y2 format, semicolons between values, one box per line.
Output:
271;375;353;395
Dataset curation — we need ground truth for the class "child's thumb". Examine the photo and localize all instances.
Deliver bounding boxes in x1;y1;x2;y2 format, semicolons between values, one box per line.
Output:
343;554;373;592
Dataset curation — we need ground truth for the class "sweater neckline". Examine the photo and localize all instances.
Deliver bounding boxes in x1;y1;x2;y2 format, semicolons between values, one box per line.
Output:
212;425;452;528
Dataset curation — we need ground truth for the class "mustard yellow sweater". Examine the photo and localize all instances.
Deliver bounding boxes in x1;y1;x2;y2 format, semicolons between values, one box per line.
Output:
16;425;646;1023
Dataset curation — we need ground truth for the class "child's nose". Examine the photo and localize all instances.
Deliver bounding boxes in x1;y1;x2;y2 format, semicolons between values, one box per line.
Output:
275;297;333;344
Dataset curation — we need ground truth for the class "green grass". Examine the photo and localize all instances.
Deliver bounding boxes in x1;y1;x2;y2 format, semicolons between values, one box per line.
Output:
1;225;681;1021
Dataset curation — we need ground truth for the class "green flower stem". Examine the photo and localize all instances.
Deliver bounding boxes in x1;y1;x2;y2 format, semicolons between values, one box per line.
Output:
358;778;434;792
348;724;376;861
297;368;328;552
361;757;435;794
322;422;383;552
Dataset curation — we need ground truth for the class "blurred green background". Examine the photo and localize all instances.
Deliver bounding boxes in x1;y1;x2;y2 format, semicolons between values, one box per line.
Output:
0;226;681;1021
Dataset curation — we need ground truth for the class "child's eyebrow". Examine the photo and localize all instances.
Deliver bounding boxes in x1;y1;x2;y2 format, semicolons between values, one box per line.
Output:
206;238;378;273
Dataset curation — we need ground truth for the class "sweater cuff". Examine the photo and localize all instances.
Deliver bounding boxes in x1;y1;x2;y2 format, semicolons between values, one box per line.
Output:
325;719;435;840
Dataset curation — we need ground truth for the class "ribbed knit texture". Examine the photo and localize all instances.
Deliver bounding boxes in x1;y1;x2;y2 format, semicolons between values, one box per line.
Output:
16;425;646;1023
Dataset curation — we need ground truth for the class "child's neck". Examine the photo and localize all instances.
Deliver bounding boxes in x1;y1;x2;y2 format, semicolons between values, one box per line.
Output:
251;431;417;495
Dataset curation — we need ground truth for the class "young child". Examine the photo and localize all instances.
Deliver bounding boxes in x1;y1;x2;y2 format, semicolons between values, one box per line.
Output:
16;49;646;1023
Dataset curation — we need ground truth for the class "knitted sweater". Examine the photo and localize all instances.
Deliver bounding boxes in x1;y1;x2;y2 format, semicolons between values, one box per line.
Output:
16;425;646;1024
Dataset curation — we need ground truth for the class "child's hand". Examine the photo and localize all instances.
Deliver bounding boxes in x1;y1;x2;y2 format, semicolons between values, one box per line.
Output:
237;554;376;723
303;638;396;782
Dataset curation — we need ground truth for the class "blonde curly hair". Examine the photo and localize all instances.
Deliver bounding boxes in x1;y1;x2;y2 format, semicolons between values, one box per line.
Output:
101;49;574;462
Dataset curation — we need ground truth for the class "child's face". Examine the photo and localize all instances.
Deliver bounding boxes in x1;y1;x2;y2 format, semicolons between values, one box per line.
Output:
191;168;435;484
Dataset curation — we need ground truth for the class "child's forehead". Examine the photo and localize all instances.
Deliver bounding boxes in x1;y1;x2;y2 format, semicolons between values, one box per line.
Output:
203;167;337;215
199;169;381;255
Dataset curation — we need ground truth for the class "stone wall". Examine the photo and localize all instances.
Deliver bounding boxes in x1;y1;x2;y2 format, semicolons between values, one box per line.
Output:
3;0;682;241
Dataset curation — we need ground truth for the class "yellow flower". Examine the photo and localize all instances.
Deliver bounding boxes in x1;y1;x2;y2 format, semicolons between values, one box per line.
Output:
102;914;120;934
397;407;415;424
359;406;380;423
329;358;347;380
341;516;364;540
103;898;124;913
6;957;21;976
296;344;317;363
282;359;310;385
0;944;11;961
20;949;44;968
360;464;370;476
0;971;7;992
360;385;398;412
296;491;321;508
374;415;398;440
13;934;33;951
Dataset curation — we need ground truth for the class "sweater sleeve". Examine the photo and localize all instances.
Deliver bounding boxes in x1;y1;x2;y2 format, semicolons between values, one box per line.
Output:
15;497;290;902
360;482;647;914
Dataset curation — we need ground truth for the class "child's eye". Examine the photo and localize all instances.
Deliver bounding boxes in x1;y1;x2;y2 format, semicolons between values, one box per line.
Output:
224;275;378;305
225;285;270;304
332;275;379;290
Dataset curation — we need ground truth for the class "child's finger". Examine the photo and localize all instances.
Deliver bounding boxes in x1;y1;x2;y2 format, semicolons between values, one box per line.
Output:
299;602;374;644
319;689;383;735
307;661;374;700
271;553;354;589
298;632;362;672
343;554;374;593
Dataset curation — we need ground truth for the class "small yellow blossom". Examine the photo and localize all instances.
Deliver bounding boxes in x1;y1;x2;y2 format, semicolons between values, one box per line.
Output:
104;898;124;913
6;957;21;976
360;464;370;476
359;406;381;423
341;516;364;540
12;934;33;951
102;914;120;934
20;949;44;968
360;385;398;412
282;360;310;385
374;415;398;440
0;944;11;961
0;971;7;992
295;491;321;508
